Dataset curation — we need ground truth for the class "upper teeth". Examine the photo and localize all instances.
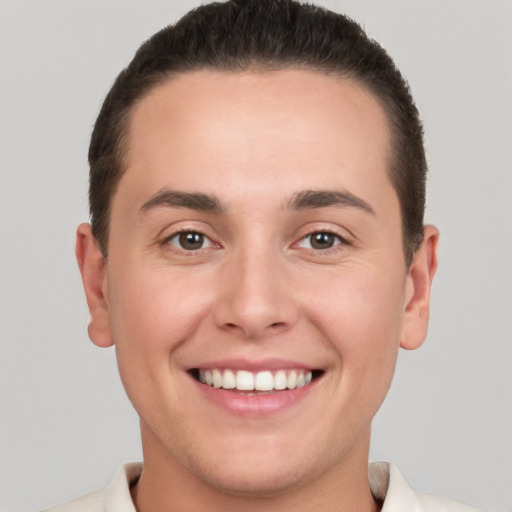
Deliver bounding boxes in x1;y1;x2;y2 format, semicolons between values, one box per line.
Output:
198;369;313;391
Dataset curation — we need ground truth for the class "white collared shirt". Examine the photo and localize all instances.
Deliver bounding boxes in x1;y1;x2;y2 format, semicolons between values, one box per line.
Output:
43;462;485;512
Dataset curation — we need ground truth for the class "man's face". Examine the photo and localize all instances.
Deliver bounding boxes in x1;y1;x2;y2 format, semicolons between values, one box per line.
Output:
79;70;436;496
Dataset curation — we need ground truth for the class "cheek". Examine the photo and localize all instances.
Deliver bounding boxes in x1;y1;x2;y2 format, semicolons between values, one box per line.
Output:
308;262;405;336
107;266;213;364
106;266;217;426
305;264;405;387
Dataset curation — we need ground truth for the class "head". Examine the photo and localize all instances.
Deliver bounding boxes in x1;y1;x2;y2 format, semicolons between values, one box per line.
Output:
77;0;438;507
89;0;426;266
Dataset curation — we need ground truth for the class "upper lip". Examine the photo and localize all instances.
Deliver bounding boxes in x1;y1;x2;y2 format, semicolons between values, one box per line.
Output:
188;358;319;372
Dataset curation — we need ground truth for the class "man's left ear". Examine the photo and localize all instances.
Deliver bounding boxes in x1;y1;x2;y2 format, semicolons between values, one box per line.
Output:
400;225;439;351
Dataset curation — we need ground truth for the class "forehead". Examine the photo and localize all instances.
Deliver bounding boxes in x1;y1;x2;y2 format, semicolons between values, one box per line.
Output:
119;69;394;211
128;69;391;150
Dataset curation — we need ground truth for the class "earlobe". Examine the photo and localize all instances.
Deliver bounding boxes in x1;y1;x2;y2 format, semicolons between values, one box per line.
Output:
76;223;114;348
400;225;439;351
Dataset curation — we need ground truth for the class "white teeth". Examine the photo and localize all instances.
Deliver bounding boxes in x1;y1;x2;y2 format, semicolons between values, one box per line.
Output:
287;370;297;389
222;369;236;389
199;369;314;391
254;371;273;391
212;369;222;388
274;370;287;390
236;370;255;390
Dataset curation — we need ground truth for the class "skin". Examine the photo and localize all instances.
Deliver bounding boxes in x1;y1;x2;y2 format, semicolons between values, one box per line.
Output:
76;69;438;512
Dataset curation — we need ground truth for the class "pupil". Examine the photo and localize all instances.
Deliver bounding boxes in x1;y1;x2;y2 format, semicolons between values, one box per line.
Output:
179;232;203;250
311;232;334;249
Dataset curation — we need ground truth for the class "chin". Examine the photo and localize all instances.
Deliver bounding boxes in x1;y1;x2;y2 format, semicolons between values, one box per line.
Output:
197;459;314;498
182;430;343;500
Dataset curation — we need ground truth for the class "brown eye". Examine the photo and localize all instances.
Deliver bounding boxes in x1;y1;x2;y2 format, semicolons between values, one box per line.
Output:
168;231;211;251
299;232;341;250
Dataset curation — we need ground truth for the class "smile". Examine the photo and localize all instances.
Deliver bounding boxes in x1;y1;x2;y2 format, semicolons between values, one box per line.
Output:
189;366;324;416
194;368;317;392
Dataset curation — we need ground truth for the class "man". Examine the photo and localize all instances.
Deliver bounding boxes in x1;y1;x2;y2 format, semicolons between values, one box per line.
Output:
46;0;482;510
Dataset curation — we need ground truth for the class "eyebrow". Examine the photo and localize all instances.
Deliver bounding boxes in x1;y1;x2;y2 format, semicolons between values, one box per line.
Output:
139;187;374;216
288;189;375;214
140;189;225;214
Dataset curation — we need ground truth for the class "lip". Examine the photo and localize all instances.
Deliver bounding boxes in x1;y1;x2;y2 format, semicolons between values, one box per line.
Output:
188;357;317;372
187;358;323;418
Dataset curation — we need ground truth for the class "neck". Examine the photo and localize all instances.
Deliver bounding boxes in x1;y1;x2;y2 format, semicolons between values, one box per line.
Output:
131;427;380;512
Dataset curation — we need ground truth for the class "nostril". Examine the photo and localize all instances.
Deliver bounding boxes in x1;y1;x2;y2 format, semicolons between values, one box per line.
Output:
224;323;244;334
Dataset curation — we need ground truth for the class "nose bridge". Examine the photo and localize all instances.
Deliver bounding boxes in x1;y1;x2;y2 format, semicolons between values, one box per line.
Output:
214;234;297;338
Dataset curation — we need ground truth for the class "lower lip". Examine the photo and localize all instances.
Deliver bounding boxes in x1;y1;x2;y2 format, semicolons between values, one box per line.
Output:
191;376;317;417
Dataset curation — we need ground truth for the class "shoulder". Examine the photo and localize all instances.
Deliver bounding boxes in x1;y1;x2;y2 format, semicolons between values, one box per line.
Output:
42;462;142;512
369;462;485;512
42;489;104;512
413;492;485;512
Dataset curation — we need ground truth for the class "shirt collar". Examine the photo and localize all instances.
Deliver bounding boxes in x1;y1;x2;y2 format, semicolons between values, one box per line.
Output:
102;460;462;512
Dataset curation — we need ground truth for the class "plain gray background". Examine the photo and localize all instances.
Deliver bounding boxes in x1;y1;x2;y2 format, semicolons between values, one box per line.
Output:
1;1;511;511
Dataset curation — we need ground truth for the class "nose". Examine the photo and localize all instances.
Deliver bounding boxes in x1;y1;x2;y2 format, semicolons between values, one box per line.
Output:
213;246;299;340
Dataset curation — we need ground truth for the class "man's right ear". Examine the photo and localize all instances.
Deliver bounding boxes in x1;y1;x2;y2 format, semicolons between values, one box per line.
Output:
75;223;114;348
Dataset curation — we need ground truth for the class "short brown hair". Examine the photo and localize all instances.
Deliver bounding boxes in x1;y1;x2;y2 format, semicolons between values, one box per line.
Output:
89;0;426;265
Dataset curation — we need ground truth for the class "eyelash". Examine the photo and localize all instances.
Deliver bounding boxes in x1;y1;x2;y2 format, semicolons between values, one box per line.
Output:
161;229;349;255
296;230;349;253
162;230;217;254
